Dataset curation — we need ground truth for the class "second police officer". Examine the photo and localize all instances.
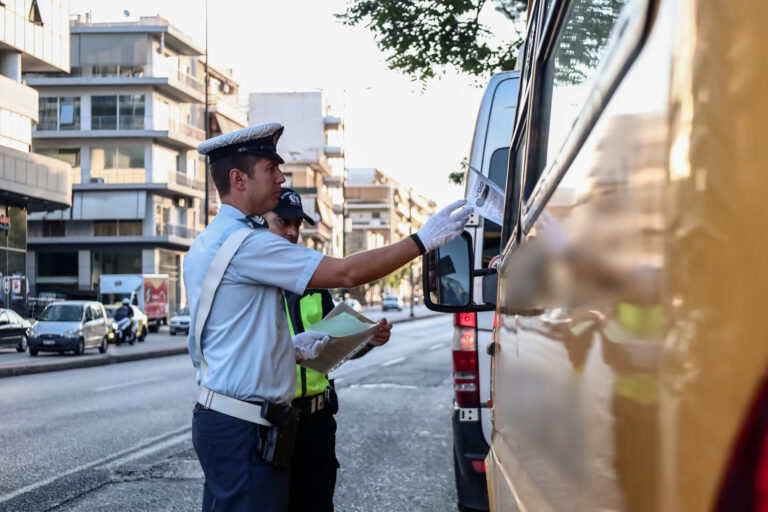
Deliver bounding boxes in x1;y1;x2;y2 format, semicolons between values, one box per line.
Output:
263;188;393;511
184;123;473;511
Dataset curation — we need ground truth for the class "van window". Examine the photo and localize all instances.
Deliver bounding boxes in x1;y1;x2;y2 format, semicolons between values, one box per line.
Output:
527;0;629;199
482;148;510;266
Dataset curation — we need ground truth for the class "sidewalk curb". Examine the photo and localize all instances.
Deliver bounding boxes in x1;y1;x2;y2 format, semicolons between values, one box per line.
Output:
0;345;189;379
0;313;447;379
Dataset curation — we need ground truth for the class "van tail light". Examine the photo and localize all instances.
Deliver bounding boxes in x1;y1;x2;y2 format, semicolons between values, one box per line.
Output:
452;311;479;408
454;312;476;328
716;377;768;511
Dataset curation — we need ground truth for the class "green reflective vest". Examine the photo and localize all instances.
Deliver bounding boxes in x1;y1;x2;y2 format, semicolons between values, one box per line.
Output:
284;291;331;398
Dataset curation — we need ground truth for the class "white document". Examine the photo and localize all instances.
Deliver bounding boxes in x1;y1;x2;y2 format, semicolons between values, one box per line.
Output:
465;168;505;226
300;302;378;375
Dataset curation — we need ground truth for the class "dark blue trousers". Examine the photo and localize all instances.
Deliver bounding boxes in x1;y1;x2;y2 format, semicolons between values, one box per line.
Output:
192;407;291;512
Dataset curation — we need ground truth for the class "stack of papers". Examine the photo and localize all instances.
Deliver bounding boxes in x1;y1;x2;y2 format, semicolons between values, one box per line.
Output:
301;302;378;374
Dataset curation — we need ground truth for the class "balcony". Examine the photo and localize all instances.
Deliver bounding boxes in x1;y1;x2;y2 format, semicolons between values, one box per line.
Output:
24;64;206;104
324;115;342;127
0;75;39;122
323;146;344;158
73;168;205;199
33;117;205;149
28;220;200;250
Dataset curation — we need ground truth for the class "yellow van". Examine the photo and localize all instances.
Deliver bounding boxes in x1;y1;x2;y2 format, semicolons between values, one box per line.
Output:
423;0;768;509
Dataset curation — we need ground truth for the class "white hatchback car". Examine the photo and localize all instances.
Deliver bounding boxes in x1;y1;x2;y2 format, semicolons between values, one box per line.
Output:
169;306;190;335
28;301;110;356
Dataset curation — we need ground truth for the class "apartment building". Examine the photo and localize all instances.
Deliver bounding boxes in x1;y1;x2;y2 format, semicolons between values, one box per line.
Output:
0;0;72;313
204;64;247;218
345;168;435;301
23;15;229;313
248;91;344;257
345;168;435;251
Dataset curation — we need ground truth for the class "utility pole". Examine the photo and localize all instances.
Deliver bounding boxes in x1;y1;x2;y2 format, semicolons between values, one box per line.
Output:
408;188;415;318
203;0;210;226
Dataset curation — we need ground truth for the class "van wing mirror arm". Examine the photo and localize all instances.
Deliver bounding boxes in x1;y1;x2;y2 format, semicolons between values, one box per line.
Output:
478;268;498;307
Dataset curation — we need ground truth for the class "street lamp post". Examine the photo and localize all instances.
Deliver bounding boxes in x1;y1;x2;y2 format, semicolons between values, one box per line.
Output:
408;188;415;318
203;0;210;226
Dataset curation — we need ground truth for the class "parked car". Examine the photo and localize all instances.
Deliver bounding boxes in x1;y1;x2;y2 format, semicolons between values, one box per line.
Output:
343;298;363;312
382;294;404;312
0;308;31;352
169;306;190;335
28;301;109;356
105;305;148;342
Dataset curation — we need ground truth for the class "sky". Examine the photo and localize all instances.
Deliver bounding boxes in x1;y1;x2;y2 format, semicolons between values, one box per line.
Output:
69;0;519;207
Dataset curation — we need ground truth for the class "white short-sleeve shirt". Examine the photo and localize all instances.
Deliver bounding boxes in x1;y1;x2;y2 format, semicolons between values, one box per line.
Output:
183;204;324;404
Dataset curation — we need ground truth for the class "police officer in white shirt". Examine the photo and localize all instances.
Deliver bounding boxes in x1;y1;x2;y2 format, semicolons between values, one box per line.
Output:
184;122;472;512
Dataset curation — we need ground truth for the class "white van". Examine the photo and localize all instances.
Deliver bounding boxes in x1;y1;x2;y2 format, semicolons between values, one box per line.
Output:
448;71;519;511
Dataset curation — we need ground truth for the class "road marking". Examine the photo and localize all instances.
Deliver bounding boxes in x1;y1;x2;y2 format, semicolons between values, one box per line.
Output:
381;356;406;368
96;377;163;392
102;431;190;469
428;343;444;351
349;383;418;390
0;425;190;506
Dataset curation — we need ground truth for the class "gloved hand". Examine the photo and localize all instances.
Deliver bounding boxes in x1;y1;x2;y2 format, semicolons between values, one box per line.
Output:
292;331;330;361
416;200;474;252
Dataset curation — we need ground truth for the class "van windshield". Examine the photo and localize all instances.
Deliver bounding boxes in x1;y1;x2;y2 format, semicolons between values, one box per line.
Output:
98;293;134;306
40;305;83;322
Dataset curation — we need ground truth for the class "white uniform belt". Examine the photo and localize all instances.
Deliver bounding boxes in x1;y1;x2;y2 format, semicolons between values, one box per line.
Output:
197;387;272;427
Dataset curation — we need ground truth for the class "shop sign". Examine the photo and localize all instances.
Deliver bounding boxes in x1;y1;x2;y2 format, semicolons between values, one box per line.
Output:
0;215;9;232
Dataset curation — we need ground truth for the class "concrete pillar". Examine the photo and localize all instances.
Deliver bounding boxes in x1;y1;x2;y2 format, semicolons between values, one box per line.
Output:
142;248;157;274
78;250;91;290
81;144;91;182
26;250;36;296
0;52;21;82
81;95;92;130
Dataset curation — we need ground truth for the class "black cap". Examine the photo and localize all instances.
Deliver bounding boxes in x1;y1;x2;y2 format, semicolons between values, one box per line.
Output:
272;188;315;225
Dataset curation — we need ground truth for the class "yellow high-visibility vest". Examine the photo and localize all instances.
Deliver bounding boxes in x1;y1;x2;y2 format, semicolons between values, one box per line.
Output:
284;292;331;398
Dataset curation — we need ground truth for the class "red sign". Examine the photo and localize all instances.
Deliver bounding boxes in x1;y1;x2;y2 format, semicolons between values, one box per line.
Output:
488;255;501;269
0;215;9;231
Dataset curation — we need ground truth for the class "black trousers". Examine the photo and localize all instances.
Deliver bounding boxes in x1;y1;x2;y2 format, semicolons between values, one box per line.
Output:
288;408;340;512
192;407;291;512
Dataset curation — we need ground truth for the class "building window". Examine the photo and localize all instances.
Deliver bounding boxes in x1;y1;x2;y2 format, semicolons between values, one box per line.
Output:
42;221;65;237
119;95;145;129
91;96;117;129
37;97;81;131
93;220;118;237
91;95;145;130
90;146;145;183
38;97;57;130
119;220;142;236
155;205;169;236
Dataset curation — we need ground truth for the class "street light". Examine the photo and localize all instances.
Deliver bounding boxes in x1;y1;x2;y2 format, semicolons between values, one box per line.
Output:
203;0;210;226
408;188;415;318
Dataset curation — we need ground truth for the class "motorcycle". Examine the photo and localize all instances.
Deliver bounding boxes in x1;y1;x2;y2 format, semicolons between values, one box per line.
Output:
112;315;136;345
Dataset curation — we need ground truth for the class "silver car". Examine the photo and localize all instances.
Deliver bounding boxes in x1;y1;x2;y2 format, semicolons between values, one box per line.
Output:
28;301;110;356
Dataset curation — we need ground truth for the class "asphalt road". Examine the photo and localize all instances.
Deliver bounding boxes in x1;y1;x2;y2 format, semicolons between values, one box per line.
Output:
0;314;457;511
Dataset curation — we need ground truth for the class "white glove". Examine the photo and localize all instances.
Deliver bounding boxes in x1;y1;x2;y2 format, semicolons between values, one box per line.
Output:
292;331;330;361
416;200;474;252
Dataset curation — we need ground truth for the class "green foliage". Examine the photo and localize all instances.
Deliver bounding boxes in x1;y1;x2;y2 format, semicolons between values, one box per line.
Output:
448;170;465;186
336;0;527;82
552;0;628;85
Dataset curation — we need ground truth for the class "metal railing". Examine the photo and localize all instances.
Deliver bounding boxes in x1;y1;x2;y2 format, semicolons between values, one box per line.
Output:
90;115;145;130
160;223;199;239
88;168;146;184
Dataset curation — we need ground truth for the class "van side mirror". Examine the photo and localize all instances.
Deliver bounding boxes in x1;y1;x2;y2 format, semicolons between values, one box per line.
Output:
423;231;496;313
